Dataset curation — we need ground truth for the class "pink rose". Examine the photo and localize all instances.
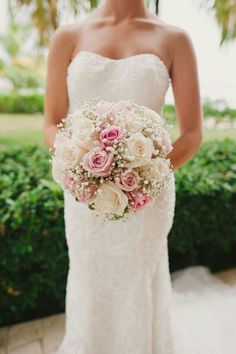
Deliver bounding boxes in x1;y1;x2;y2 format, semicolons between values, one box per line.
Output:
127;190;155;212
112;100;131;115
100;126;123;146
64;176;74;190
64;176;84;193
161;131;172;153
75;183;97;204
115;169;140;191
89;183;98;194
82;147;114;176
96;101;112;115
74;188;87;203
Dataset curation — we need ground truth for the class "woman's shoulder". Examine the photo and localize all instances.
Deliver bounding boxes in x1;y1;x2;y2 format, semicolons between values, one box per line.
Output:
159;21;196;67
150;16;195;68
49;23;81;47
150;15;193;45
48;20;88;63
48;14;99;50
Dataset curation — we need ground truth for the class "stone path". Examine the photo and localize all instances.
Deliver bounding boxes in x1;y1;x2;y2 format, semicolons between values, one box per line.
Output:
1;268;236;354
0;314;65;354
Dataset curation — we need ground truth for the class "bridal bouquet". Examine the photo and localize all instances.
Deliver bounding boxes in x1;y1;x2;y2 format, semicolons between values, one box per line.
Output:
51;98;173;220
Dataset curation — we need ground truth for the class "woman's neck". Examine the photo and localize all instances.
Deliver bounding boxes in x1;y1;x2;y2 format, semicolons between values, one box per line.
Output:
100;0;148;21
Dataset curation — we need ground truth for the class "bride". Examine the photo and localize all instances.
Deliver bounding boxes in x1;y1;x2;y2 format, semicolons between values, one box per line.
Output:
44;1;236;353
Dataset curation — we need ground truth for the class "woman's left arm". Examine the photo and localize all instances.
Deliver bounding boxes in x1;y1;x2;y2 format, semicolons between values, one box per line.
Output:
166;28;203;171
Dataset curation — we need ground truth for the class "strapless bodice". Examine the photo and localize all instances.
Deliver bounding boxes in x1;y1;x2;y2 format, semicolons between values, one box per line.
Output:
66;51;171;114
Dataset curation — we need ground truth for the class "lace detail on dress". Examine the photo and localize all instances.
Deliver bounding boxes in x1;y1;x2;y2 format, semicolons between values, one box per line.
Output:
66;51;170;115
56;175;176;354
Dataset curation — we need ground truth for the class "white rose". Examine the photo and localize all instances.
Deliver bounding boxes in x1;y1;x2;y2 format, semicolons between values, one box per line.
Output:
148;157;171;182
124;132;154;168
53;133;69;150
71;133;102;152
72;117;95;141
118;111;143;133
56;141;82;169
93;181;128;216
69;110;84;126
144;107;164;126
51;158;67;187
96;100;113;115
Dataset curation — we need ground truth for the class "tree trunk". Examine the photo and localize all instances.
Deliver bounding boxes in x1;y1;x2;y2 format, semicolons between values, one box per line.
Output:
155;0;159;14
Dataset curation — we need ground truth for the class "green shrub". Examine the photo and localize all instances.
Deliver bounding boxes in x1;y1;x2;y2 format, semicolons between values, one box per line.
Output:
4;65;42;89
0;93;236;118
0;139;236;326
202;98;236;119
169;139;236;271
163;100;236;124
0;146;66;326
0;93;43;114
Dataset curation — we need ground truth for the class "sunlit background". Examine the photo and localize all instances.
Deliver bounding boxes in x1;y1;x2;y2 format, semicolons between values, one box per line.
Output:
0;0;236;147
0;0;236;105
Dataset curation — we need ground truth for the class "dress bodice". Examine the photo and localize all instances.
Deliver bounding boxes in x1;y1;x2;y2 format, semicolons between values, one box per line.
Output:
66;51;171;114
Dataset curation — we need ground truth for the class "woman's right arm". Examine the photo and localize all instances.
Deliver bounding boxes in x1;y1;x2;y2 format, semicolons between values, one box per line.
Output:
43;26;75;149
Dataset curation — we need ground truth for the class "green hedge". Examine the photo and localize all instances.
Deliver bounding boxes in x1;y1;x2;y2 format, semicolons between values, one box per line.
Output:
1;92;236;119
0;93;44;114
169;139;236;271
0;139;236;326
4;66;42;90
163;102;236;120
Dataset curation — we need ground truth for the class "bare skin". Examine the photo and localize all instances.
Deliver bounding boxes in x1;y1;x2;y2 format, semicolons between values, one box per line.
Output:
44;0;203;171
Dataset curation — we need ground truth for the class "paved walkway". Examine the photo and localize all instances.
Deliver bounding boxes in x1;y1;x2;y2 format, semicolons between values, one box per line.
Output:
0;313;64;354
1;268;236;354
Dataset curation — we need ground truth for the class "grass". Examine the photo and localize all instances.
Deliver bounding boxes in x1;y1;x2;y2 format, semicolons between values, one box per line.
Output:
0;113;235;149
0;113;44;149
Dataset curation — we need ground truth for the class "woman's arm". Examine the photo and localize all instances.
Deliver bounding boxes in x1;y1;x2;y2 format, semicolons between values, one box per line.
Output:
166;28;203;171
43;26;75;149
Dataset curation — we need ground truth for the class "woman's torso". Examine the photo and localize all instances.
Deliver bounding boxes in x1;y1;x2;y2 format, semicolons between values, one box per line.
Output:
64;15;175;234
66;13;172;113
67;50;171;114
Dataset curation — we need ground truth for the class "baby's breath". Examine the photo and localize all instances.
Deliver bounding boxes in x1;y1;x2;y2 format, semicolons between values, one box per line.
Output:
51;97;173;221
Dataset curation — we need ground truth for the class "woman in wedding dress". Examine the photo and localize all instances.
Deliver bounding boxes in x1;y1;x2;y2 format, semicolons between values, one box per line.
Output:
44;1;236;353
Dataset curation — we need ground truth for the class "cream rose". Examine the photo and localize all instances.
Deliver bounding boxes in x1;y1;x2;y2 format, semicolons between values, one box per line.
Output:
144;107;164;126
53;133;68;150
51;157;67;187
124;132;154;168
93;181;128;216
118;111;143;133
148;157;171;182
56;141;82;169
161;131;173;153
71;134;102;152
96;100;112;115
72;117;95;141
112;100;132;115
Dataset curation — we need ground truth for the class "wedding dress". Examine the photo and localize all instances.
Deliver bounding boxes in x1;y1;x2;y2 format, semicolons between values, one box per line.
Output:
55;51;236;354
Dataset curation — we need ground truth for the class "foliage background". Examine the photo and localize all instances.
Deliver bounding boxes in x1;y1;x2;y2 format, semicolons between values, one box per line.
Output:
0;139;235;326
10;0;236;46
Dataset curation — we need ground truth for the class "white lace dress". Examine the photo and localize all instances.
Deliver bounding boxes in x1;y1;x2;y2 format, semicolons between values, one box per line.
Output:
55;51;236;354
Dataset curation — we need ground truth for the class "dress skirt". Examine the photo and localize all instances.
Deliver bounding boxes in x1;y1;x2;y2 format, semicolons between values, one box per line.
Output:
55;173;176;354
